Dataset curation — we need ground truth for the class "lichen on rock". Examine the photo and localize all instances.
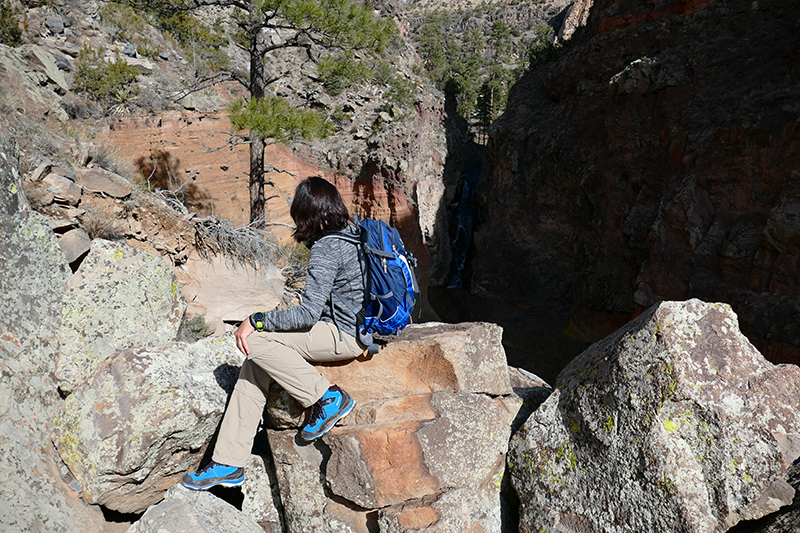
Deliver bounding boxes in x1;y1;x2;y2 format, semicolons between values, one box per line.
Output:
509;299;800;533
56;239;187;393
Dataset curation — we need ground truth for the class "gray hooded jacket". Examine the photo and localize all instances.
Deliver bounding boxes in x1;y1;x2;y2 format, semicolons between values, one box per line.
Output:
258;224;363;339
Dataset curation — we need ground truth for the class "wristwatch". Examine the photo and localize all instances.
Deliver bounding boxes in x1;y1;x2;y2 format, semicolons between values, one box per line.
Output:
250;312;266;331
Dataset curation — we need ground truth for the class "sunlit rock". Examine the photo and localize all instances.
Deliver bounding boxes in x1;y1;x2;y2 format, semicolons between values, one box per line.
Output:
266;322;517;532
126;484;263;533
509;299;800;533
56;239;186;392
53;335;242;513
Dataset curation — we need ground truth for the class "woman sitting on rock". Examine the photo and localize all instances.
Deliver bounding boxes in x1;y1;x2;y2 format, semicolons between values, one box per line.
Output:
181;176;363;491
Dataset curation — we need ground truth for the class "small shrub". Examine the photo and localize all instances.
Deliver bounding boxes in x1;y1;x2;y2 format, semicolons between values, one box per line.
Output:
384;75;416;110
73;45;140;104
177;314;213;342
80;207;125;240
158;12;229;74
317;53;372;96
98;2;144;41
86;141;136;180
0;0;23;46
108;87;138;116
136;40;161;58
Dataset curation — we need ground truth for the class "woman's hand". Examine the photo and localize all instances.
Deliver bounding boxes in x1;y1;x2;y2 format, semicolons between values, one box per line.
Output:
235;319;255;356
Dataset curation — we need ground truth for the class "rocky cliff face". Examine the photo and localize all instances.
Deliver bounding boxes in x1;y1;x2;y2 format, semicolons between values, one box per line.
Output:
4;149;799;532
473;0;800;371
97;41;452;321
2;0;459;325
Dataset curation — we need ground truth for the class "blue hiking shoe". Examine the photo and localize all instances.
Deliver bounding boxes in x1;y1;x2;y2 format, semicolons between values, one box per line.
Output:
300;384;355;442
180;460;244;491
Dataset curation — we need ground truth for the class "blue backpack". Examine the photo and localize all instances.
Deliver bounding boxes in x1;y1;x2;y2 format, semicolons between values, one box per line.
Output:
329;217;419;353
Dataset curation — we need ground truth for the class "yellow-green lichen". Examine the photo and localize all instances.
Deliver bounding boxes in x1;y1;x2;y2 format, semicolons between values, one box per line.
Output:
605;415;614;433
664;419;677;432
657;473;676;495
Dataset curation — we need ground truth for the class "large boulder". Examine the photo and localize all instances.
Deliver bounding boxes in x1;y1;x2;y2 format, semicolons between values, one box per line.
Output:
52;335;243;513
56;239;186;393
266;321;514;427
509;299;800;533
126;484;264;533
175;251;285;334
0;154;106;532
265;322;519;532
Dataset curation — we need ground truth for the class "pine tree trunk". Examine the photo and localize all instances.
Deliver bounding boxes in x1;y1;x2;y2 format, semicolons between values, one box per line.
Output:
248;15;266;226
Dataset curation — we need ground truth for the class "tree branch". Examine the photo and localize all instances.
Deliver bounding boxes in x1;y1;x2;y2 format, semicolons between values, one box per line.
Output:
169;73;235;102
202;132;251;153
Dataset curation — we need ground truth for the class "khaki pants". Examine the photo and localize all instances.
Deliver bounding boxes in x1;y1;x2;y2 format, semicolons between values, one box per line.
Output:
213;321;362;467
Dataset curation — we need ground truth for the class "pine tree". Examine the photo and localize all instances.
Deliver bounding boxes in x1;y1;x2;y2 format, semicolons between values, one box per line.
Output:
453;28;485;121
0;0;22;47
127;0;395;224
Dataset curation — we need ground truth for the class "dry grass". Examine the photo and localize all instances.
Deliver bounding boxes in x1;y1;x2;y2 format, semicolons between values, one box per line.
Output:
193;216;309;298
80;205;126;240
86;140;137;182
177;313;213;342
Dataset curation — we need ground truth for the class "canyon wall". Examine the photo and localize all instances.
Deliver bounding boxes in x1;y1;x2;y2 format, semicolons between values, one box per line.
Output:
102;85;452;321
474;0;800;371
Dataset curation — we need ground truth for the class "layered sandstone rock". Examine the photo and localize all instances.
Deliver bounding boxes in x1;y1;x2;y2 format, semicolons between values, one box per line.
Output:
509;299;800;533
475;0;800;369
265;322;518;532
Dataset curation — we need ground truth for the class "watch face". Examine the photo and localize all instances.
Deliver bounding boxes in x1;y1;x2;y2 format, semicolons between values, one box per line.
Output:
254;312;265;321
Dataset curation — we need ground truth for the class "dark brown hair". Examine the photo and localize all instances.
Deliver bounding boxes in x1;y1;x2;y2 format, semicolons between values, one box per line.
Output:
291;177;350;242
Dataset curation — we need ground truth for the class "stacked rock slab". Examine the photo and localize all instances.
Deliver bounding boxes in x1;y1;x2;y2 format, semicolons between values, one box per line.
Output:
260;322;519;533
509;299;800;533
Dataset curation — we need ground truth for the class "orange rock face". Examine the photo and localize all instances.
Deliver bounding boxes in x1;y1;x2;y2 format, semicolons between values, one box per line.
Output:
598;0;716;34
102;110;253;227
101;111;420;237
101;110;433;317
